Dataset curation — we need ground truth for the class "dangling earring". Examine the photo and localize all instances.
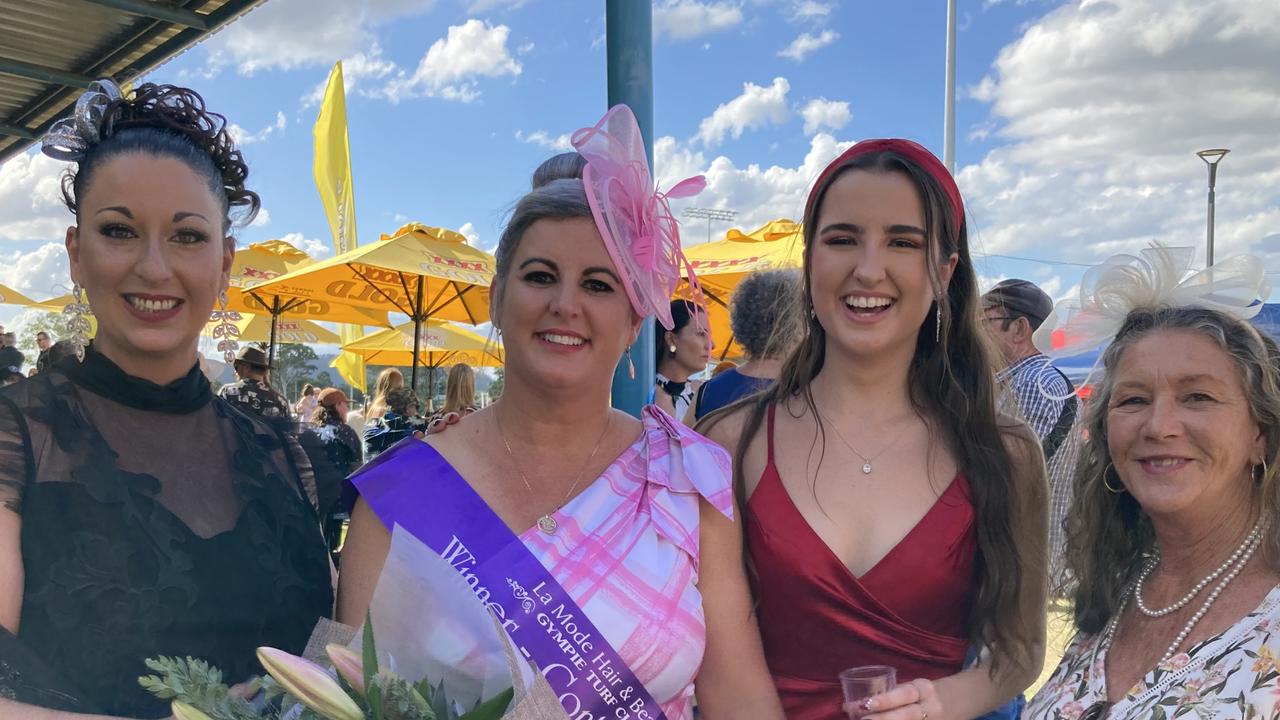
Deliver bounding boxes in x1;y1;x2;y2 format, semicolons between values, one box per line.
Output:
64;283;93;362
626;348;636;380
210;289;242;365
1103;463;1126;494
934;302;942;344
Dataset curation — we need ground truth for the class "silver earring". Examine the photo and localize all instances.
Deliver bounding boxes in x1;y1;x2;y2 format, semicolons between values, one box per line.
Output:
934;303;942;344
64;283;93;362
210;289;242;365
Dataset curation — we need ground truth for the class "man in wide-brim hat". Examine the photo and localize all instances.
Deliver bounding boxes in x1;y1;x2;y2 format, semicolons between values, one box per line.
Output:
217;345;293;424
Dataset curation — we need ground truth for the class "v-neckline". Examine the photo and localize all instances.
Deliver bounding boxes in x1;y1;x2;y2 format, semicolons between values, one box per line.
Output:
755;466;962;584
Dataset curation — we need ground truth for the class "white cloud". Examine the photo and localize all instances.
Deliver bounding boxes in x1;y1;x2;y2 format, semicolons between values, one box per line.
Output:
459;221;495;252
227;111;287;145
778;29;839;62
208;0;434;75
960;0;1280;271
799;97;851;135
302;46;400;106
0;151;67;243
697;77;791;147
249;208;271;228
0;243;71;299
278;232;332;259
467;0;528;10
787;1;834;23
654;1;744;42
655;132;855;237
383;20;523;103
515;129;572;151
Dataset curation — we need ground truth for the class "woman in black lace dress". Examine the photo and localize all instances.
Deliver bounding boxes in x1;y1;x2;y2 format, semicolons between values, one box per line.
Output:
0;81;333;718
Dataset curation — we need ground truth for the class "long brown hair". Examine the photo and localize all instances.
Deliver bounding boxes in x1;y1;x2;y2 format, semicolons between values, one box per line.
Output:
442;363;476;415
700;149;1045;673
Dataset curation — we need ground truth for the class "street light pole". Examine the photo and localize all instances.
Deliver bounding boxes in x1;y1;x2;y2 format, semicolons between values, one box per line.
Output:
944;0;957;173
682;207;738;243
1197;148;1229;267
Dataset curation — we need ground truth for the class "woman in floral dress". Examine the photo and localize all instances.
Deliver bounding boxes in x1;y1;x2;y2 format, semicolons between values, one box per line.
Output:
1026;249;1280;719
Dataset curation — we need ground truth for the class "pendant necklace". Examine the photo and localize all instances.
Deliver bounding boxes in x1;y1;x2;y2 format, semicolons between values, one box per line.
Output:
817;408;911;475
497;410;612;534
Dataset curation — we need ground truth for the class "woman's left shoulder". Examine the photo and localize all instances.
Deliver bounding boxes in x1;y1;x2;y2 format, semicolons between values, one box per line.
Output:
641;405;734;519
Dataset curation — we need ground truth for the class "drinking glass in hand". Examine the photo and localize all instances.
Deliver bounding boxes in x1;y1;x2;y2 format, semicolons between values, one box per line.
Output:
840;665;896;719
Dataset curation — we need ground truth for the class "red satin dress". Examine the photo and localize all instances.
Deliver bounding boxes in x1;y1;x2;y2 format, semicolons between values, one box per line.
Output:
748;406;978;719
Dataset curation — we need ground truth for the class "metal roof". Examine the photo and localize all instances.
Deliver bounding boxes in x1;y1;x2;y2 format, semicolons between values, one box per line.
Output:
0;0;265;165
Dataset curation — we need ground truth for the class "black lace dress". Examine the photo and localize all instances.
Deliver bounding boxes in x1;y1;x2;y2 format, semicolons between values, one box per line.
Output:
0;349;334;717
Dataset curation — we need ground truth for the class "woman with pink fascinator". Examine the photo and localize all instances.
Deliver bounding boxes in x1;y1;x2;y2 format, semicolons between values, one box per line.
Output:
337;106;785;720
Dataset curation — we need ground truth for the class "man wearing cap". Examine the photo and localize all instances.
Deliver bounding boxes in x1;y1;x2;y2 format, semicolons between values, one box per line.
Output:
217;346;292;425
982;279;1081;595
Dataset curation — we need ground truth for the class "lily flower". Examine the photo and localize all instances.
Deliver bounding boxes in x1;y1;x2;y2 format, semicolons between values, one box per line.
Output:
257;646;363;720
170;701;215;720
326;644;366;696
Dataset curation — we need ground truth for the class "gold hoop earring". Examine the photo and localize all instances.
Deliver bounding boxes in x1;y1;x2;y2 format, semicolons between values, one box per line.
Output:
64;283;93;362
1103;463;1126;494
210;289;242;365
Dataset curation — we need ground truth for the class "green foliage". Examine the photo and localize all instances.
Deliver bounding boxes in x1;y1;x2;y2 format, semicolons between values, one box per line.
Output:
487;368;504;400
273;342;320;399
138;656;262;720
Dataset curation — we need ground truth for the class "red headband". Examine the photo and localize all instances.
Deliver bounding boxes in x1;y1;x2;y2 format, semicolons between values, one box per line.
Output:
805;138;965;233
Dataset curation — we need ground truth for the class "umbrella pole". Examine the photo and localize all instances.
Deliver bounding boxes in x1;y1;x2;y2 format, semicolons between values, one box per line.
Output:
268;296;281;369
410;277;424;392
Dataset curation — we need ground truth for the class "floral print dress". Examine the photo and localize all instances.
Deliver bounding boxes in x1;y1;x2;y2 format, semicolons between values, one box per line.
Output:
1026;585;1280;719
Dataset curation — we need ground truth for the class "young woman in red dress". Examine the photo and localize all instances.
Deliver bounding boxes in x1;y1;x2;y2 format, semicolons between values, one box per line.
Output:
701;140;1048;720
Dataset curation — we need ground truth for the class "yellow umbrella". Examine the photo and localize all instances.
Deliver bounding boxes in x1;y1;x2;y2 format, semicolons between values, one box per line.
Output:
228;239;388;326
679;219;804;360
0;283;37;307
342;319;502;372
250;222;495;388
203;314;340;345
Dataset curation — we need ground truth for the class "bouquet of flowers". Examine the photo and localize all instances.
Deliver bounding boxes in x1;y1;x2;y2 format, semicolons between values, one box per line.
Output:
140;529;566;720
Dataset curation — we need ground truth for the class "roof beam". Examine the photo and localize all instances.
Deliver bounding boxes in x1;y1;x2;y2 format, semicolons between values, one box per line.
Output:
0;122;38;141
78;0;210;30
0;57;95;88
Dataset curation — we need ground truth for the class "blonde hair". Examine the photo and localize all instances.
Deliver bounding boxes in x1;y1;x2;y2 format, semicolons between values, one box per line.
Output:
442;364;476;415
367;367;404;419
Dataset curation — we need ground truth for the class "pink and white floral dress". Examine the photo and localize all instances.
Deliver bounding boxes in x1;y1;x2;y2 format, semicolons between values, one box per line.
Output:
1026;585;1280;719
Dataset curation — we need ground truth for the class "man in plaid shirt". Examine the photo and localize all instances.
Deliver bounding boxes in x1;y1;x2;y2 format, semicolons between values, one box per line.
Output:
982;280;1081;597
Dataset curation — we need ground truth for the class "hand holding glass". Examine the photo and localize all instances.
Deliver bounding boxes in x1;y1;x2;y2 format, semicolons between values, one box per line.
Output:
840;665;896;719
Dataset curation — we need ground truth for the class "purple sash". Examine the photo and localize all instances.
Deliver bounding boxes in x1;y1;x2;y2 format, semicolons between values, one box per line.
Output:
352;438;669;720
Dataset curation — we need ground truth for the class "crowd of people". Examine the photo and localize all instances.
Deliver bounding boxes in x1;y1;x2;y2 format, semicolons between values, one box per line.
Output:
0;77;1276;720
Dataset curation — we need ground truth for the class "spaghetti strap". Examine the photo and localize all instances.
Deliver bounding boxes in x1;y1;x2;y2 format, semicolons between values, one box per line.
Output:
765;403;777;467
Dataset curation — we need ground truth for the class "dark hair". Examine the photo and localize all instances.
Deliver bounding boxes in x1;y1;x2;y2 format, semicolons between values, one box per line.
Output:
312;405;342;426
60;83;260;232
301;384;315;397
654;300;701;368
699;150;1044;674
1068;307;1280;634
35;331;49;340
730;269;801;360
385;386;419;416
531;152;586;188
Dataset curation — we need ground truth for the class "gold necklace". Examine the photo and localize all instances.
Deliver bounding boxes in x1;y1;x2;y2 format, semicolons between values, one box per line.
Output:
816;408;912;475
495;409;612;534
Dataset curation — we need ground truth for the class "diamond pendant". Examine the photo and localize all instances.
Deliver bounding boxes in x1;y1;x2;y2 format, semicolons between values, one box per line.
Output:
862;463;872;475
537;515;558;534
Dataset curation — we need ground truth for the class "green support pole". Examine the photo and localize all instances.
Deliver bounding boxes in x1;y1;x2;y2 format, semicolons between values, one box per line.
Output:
606;0;655;418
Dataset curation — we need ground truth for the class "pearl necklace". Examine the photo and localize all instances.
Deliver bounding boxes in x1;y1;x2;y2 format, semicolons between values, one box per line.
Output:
1134;519;1266;617
1102;519;1267;664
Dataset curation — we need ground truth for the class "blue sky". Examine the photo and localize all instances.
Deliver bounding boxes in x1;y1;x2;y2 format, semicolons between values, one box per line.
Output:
2;0;1277;351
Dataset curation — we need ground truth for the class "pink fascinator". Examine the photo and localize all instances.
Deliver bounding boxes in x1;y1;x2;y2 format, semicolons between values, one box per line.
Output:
572;105;707;330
